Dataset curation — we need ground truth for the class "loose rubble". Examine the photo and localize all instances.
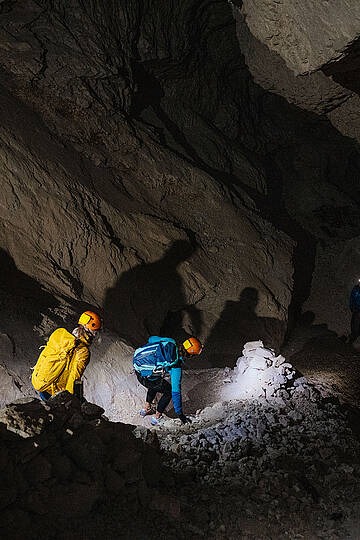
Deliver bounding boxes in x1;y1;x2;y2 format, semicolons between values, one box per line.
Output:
1;343;360;538
156;342;360;537
222;340;319;401
0;392;175;540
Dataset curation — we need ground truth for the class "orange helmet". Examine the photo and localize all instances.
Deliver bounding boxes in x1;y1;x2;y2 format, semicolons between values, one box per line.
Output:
182;337;202;355
78;311;102;332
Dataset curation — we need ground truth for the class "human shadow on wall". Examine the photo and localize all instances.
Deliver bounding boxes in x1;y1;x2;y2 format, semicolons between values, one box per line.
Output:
203;287;285;369
103;239;202;347
133;64;318;341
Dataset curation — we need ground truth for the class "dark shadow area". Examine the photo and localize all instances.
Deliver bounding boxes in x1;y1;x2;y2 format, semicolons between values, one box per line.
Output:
133;65;319;340
130;6;360;354
0;248;59;329
203;287;285;368
160;304;202;344
0;248;102;338
131;63;322;349
282;310;360;406
263;155;317;336
1;0;360;366
103;239;203;347
323;36;360;96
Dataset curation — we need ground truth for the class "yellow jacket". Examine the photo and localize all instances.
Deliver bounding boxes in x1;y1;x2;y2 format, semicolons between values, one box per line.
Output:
32;328;90;395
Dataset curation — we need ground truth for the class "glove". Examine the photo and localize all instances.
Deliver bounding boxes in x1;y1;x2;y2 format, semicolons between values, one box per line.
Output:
178;413;192;425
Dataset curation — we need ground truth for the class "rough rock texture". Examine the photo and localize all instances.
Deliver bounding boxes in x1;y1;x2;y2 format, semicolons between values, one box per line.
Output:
222;340;304;400
234;1;360;145
230;1;360;335
157;342;360;537
282;321;360;408
0;392;176;540
1;1;360;400
2;350;360;539
0;0;294;354
0;334;23;403
236;0;360;140
240;0;360;75
235;14;352;115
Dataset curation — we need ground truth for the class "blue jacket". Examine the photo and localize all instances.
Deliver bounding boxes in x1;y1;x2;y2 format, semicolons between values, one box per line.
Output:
350;285;360;312
134;336;184;415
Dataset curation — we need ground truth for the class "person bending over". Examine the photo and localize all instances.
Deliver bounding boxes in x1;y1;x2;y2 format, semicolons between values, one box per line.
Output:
133;335;202;425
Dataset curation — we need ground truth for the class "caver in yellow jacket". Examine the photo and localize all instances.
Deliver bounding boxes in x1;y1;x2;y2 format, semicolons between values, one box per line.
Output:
32;328;91;396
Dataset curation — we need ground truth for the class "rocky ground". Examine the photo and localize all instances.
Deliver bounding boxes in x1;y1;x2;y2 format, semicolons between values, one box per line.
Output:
2;341;360;539
150;341;360;538
2;261;360;539
0;391;180;540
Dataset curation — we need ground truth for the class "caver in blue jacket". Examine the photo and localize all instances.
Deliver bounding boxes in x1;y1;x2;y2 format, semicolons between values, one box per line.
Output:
134;336;185;417
348;284;360;345
134;335;202;424
350;284;360;312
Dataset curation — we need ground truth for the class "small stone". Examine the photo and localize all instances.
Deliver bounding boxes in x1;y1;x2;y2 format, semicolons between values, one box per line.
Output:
274;355;286;367
243;341;264;353
294;377;308;387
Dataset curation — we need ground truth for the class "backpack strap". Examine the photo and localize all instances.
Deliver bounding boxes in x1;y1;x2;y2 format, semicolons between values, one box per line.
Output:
65;338;80;369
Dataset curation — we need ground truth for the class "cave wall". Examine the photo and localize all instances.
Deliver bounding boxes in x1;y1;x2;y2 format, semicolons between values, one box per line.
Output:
240;0;360;75
232;0;360;335
0;0;296;381
0;0;359;389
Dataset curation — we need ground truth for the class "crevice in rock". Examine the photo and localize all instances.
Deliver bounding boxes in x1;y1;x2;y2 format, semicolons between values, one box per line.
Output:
96;207;125;254
141;212;198;250
322;36;360;97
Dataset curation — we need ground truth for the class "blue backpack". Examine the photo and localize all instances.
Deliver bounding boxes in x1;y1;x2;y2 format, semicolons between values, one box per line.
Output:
133;336;179;378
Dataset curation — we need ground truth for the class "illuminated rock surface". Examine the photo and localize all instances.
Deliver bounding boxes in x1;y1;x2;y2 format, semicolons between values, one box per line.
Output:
0;1;360;537
156;343;360;538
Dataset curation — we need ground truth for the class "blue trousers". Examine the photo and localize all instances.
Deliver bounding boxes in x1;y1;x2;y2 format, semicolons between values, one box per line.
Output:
39;391;51;402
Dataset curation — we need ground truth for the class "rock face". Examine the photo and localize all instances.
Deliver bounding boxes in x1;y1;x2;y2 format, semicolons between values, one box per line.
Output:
0;0;294;355
232;1;360;334
236;0;360;138
240;0;360;75
0;0;360;392
303;238;360;335
235;15;352;115
0;334;23;403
